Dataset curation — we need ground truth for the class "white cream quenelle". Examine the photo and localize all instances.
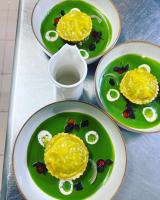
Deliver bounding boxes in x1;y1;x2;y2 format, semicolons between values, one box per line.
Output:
142;107;158;122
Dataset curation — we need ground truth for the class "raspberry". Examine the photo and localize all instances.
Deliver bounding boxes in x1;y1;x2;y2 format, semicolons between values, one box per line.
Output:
37;166;44;174
97;159;106;173
68;118;75;125
54;18;59;24
33;162;47;174
118;69;123;74
97;159;106;167
114;64;129;74
91;31;98;37
123;111;129;118
91;31;102;42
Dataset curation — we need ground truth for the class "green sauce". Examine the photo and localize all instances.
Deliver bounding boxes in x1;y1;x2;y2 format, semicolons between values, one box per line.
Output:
40;0;112;58
63;182;71;191
27;112;114;199
100;54;160;129
88;134;96;142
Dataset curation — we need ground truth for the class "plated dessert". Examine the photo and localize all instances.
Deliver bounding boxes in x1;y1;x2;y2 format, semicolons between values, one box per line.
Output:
13;101;126;200
27;112;114;199
32;0;121;63
96;42;160;132
40;0;112;60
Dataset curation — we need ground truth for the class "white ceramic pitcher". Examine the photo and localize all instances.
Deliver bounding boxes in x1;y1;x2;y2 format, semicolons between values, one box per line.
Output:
48;44;88;100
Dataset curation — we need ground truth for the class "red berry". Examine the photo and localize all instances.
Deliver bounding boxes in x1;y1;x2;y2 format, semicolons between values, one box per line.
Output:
36;166;44;174
54;18;59;24
118;69;123;74
92;31;98;37
123;111;129;118
68;118;75;125
97;159;106;167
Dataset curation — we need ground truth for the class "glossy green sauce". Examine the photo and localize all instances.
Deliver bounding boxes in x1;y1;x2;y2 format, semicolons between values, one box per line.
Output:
100;54;160;129
27;112;114;199
40;0;112;58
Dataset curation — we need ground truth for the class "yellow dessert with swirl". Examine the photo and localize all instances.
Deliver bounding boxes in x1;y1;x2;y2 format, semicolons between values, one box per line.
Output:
44;133;89;180
120;68;159;105
56;10;92;42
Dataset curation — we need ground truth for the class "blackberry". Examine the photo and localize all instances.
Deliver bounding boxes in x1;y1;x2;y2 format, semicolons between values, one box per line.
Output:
113;66;121;72
124;64;129;71
97;32;102;37
114;64;129;74
91;31;97;37
109;78;115;86
64;124;74;133
97;166;105;172
81;120;89;128
74;182;83;191
126;103;132;111
125;103;135;119
91;31;102;42
129;111;135;119
74;124;80;131
61;10;65;16
105;159;113;166
89;43;96;51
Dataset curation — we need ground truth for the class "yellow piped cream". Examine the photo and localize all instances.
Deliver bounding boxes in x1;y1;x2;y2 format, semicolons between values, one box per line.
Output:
120;68;159;105
57;10;92;42
44;133;89;180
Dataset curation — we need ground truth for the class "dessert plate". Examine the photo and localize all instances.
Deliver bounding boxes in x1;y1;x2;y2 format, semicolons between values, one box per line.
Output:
13;101;126;200
95;41;160;133
31;0;121;64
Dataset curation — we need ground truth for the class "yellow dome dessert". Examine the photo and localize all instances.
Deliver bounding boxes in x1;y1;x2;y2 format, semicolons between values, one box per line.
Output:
44;133;89;180
120;68;159;105
56;10;92;42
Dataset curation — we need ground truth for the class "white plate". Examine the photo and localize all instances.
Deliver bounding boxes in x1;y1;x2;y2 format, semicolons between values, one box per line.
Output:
95;41;160;133
13;101;126;200
31;0;121;64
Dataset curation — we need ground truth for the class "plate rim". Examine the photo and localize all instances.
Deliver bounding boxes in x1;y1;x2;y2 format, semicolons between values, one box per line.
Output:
95;40;160;134
12;100;127;200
